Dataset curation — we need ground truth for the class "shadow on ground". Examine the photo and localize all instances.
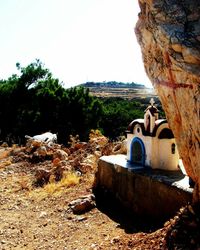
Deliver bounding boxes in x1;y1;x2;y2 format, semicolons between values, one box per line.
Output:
94;188;163;234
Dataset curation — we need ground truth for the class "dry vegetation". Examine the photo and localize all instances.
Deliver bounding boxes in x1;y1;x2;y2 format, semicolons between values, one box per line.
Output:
0;131;199;249
88;87;156;99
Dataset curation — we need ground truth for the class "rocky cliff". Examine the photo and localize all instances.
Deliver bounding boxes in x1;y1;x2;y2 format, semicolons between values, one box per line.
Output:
135;0;200;196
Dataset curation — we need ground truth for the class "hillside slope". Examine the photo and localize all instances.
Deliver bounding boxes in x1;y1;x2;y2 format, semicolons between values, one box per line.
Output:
80;81;156;99
0;136;199;249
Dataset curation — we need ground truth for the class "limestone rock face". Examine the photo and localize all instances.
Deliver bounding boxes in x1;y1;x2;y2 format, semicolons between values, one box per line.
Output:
135;1;200;187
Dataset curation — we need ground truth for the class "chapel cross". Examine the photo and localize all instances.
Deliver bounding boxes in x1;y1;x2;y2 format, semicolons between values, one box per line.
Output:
150;98;155;106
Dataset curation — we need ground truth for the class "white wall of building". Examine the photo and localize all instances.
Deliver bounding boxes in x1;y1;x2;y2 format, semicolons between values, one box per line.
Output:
127;130;180;171
151;137;179;170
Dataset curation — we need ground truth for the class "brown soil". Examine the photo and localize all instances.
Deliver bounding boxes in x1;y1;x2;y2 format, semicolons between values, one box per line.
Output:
0;139;200;250
88;87;156;99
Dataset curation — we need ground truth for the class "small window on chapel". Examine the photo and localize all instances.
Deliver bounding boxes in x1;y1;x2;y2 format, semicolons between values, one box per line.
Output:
137;127;140;133
171;143;176;154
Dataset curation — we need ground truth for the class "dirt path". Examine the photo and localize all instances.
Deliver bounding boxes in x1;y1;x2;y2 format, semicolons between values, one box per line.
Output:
0;162;164;250
0;145;199;250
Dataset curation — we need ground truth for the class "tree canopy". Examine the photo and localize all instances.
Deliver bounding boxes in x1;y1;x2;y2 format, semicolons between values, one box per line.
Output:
0;60;103;144
0;60;151;145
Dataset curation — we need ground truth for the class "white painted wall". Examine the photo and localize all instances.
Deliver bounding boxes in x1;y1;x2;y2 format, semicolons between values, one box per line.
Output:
127;133;133;161
127;126;180;170
151;137;179;170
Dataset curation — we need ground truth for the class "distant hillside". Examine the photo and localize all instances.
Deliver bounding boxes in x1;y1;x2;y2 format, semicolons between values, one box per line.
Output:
79;81;155;100
81;81;146;89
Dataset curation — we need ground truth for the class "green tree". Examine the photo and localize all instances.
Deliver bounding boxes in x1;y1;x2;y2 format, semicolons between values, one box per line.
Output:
100;98;144;139
0;60;103;144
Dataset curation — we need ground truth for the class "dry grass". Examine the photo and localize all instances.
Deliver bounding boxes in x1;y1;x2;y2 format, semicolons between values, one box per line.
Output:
44;171;80;193
30;171;80;200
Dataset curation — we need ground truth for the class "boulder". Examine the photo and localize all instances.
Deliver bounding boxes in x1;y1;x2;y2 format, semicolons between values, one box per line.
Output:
112;139;127;155
35;168;51;186
136;0;200;197
36;146;48;157
68;194;96;214
53;149;68;161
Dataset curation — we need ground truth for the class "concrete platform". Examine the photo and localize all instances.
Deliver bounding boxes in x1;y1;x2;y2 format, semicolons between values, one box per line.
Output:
94;154;193;220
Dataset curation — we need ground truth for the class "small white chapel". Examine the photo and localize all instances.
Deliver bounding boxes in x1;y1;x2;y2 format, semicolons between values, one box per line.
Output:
126;98;180;171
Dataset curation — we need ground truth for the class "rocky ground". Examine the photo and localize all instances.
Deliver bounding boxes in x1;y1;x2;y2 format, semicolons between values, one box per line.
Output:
0;132;200;250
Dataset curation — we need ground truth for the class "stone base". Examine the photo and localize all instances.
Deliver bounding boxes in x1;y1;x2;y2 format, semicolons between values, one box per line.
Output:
94;155;193;221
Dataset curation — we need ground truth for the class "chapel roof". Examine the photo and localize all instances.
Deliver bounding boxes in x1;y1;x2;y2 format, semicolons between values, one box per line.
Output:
145;105;159;116
126;98;173;137
144;98;159;116
127;118;168;137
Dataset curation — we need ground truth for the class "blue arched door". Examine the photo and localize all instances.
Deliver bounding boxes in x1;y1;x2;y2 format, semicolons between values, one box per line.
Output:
130;137;146;166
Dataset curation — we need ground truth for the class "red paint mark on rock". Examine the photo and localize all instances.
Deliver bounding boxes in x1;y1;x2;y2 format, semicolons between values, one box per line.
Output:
155;80;194;89
160;51;194;89
164;51;176;85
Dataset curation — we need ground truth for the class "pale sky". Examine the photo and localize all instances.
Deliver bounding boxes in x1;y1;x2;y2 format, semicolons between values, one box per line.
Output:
0;0;152;88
